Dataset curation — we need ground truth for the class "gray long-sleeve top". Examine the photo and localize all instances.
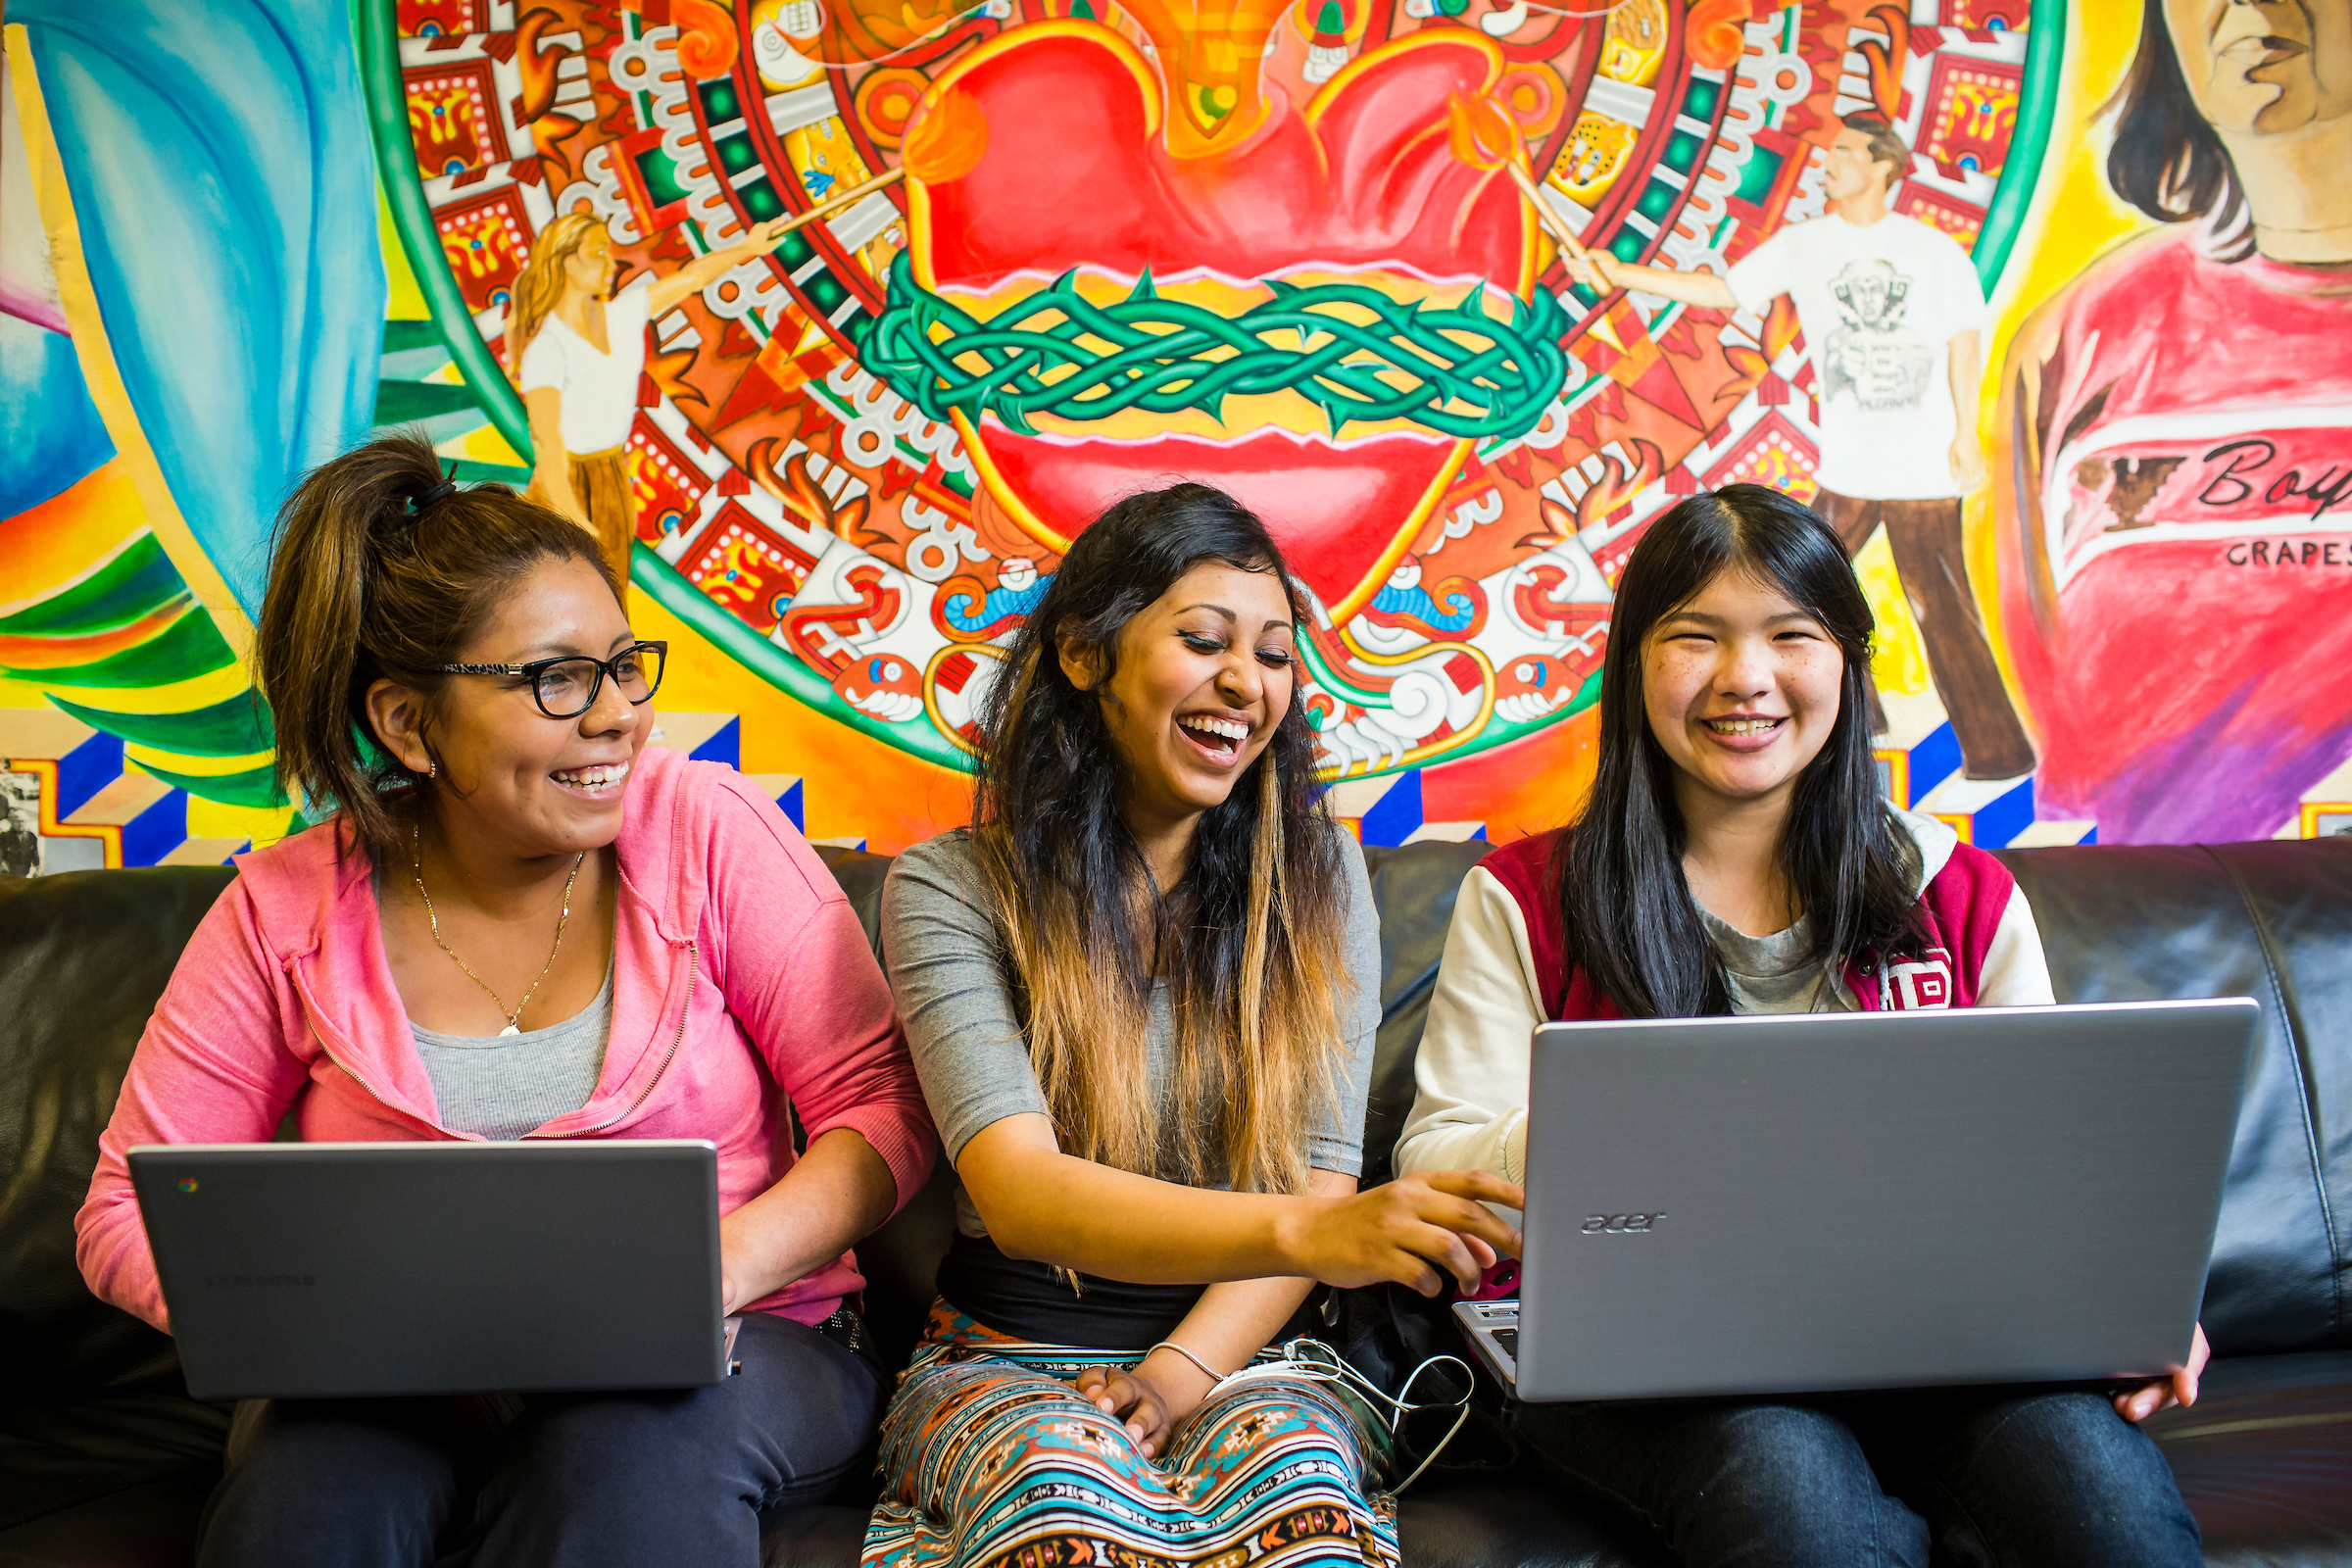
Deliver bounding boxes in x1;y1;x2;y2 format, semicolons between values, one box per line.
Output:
880;827;1385;1249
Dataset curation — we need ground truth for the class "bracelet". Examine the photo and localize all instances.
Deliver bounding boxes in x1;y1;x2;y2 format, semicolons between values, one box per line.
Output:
1147;1340;1227;1385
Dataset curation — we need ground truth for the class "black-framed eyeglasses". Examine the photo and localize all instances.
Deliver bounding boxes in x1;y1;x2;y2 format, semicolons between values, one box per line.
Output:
441;641;667;719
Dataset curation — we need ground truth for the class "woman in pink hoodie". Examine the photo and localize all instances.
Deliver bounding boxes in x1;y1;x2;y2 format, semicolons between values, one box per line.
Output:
76;433;936;1568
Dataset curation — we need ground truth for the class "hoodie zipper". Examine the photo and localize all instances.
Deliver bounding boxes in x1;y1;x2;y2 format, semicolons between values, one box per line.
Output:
528;940;697;1139
288;968;456;1136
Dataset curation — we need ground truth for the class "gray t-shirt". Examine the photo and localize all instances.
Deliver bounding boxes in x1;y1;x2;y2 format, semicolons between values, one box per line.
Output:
411;964;613;1139
1697;908;1854;1014
882;827;1384;1239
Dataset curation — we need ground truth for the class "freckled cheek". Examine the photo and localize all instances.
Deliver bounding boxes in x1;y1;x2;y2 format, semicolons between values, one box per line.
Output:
1643;654;1710;713
1784;654;1844;717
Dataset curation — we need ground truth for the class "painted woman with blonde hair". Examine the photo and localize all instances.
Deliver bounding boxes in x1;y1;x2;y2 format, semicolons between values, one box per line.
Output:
507;211;794;598
870;483;1522;1568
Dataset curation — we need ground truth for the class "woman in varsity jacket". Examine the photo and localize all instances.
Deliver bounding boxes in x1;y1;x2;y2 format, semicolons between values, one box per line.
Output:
1395;484;2206;1568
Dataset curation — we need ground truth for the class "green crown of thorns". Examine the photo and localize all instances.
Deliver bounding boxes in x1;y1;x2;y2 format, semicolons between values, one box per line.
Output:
864;251;1568;442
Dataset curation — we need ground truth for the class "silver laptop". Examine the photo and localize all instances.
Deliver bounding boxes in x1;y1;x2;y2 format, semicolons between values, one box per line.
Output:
130;1140;734;1400
1452;999;2257;1402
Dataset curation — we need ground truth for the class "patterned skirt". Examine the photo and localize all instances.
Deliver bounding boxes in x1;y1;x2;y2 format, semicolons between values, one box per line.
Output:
863;1301;1400;1568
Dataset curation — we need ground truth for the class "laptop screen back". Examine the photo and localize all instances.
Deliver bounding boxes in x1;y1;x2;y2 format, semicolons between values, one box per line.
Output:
1514;1000;2255;1402
130;1140;724;1400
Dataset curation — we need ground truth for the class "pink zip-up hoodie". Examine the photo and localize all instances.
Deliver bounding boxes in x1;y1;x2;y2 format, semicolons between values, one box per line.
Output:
76;743;937;1334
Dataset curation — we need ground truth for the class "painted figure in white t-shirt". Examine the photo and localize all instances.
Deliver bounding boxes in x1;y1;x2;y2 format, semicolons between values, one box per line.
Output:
1573;115;2036;781
505;212;795;602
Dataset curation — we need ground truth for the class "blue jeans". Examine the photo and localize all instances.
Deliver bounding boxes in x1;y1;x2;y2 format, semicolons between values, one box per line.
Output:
196;1312;884;1568
1515;1388;2202;1567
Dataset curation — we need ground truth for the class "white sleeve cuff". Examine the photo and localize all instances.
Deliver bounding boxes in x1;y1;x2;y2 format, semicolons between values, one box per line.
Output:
1395;865;1547;1205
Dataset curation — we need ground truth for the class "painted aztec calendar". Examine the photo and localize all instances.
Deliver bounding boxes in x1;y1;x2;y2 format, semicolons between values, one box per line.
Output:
368;0;2044;780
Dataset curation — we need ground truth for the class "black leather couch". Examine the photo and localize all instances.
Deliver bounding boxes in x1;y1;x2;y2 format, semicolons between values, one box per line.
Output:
4;838;2348;1567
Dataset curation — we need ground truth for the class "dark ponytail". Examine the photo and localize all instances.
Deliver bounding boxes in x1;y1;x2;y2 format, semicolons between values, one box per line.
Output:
256;430;617;868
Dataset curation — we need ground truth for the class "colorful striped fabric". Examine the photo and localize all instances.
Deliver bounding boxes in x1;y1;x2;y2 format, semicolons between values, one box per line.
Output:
864;1301;1401;1568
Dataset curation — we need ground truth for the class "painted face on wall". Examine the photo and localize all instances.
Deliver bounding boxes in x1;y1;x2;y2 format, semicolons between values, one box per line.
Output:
1832;259;1905;329
563;223;615;299
1065;562;1298;829
1821;125;1898;202
1642;567;1845;817
2166;0;2352;137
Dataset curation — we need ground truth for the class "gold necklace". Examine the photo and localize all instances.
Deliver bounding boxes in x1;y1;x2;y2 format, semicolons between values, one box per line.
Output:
411;821;586;1036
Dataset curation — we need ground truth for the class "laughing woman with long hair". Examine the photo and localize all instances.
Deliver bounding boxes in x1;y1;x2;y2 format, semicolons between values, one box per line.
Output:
869;484;1522;1568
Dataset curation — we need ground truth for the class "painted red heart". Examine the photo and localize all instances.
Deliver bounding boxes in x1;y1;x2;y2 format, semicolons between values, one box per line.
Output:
906;25;1537;618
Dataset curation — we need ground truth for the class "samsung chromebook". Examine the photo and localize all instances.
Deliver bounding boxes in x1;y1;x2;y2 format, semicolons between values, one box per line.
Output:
1452;999;2258;1403
129;1140;735;1400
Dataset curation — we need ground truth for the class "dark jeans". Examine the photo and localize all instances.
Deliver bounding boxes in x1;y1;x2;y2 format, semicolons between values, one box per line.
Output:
1516;1388;2202;1568
1813;489;2037;782
197;1311;884;1568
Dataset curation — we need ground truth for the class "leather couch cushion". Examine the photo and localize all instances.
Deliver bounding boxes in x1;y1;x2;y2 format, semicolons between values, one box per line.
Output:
2145;1348;2352;1567
0;1394;227;1530
0;1473;214;1568
1357;842;1495;1189
0;868;234;1398
1994;841;2352;1356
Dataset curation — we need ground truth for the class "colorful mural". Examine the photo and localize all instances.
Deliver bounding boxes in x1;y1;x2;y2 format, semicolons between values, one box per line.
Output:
3;0;2345;863
1986;0;2352;847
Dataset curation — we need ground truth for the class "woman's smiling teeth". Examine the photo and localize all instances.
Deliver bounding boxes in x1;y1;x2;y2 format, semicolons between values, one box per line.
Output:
1704;716;1786;736
1177;714;1250;755
552;760;630;792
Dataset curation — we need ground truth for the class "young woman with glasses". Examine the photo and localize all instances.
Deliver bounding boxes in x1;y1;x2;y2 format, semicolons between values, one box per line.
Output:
75;431;937;1568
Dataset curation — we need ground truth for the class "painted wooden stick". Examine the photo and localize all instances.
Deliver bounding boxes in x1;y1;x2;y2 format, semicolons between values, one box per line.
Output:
774;166;908;237
1501;161;1592;268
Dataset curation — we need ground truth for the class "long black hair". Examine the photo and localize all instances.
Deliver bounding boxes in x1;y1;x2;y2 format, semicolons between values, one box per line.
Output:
968;483;1348;1192
1554;484;1925;1016
2106;0;2253;260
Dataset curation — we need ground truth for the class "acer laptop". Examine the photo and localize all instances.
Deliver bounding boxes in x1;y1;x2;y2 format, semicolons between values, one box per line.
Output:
130;1140;736;1400
1452;999;2257;1403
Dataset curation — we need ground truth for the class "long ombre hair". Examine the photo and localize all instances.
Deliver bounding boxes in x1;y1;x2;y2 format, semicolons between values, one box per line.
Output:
1555;485;1927;1016
504;213;607;381
971;485;1351;1196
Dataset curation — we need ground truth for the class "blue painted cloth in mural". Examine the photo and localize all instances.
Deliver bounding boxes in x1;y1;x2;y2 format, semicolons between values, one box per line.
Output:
0;314;113;518
14;0;385;615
